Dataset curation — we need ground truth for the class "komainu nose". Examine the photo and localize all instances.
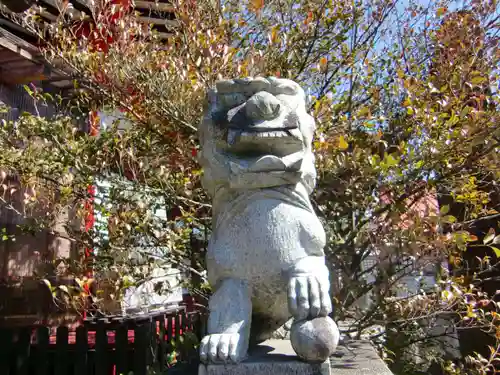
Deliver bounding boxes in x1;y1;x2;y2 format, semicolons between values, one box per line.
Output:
245;91;281;121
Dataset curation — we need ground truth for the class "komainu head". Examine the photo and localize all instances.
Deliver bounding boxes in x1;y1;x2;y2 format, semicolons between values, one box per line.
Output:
198;77;318;196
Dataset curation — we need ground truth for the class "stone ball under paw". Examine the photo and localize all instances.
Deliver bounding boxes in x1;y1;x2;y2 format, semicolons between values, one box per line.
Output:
290;316;340;362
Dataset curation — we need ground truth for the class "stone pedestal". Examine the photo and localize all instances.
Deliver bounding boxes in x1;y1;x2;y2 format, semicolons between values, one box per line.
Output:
198;340;330;375
331;340;394;375
198;340;394;375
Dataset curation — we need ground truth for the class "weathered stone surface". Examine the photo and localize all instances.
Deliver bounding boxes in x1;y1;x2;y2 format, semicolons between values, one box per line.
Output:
331;341;393;375
198;77;340;364
245;91;282;120
199;340;331;375
291;317;340;362
198;340;394;375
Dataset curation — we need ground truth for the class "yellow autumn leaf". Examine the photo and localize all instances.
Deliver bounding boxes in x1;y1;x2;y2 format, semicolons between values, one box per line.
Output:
250;0;264;13
313;141;322;150
468;234;479;242
314;99;323;113
270;26;279;44
441;290;453;301
338;135;349;150
358;106;371;117
319;56;328;72
466;304;477;319
436;7;447;17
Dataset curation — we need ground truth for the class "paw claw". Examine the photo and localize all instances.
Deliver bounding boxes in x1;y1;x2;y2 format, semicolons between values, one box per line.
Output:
199;333;247;364
200;336;210;363
229;334;242;363
217;336;230;362
208;335;220;362
288;264;332;319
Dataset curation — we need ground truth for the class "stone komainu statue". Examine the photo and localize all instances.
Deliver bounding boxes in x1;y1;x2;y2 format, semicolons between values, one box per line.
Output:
198;77;339;364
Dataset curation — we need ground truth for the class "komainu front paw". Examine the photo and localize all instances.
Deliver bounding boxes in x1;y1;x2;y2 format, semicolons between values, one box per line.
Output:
199;333;247;364
288;256;332;320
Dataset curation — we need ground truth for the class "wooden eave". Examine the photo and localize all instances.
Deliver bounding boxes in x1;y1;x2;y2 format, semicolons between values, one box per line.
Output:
0;1;175;88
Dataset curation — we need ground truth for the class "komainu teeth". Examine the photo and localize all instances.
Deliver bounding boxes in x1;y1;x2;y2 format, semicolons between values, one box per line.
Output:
239;131;288;139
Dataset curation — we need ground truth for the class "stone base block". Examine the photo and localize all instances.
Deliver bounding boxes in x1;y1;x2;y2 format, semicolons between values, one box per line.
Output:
198;339;330;375
330;340;394;375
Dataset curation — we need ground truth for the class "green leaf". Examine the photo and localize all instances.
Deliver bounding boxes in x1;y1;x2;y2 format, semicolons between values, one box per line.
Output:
23;85;33;96
470;76;486;85
41;279;52;290
440;205;450;215
58;285;69;294
75;278;83;288
443;215;456;224
460;106;471;118
427;82;440;93
490;246;500;258
385;154;398;167
441;290;452;301
484;230;496;244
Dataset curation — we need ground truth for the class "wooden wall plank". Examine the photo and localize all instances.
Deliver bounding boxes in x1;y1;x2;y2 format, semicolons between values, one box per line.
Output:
55;326;69;375
75;326;88;375
16;327;31;375
36;326;49;375
133;322;148;375
95;322;108;375
157;317;166;372
0;328;13;375
115;324;128;375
